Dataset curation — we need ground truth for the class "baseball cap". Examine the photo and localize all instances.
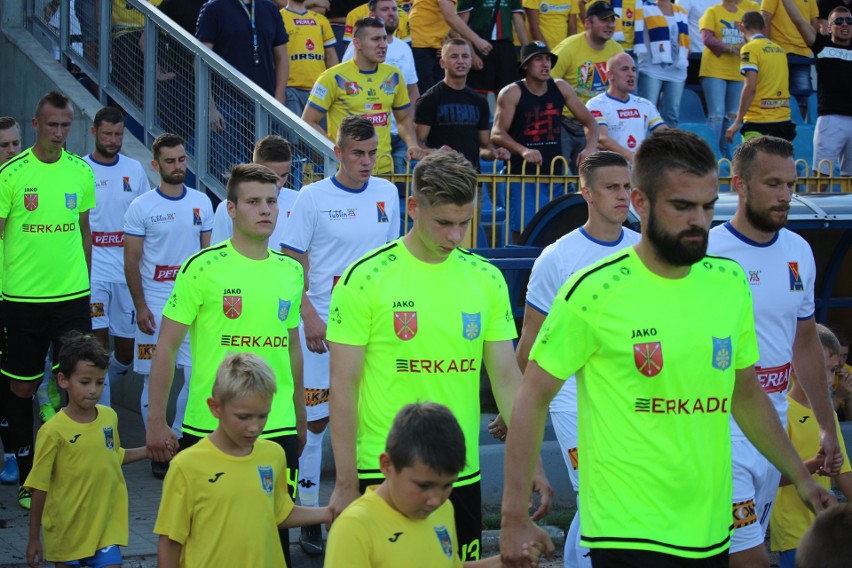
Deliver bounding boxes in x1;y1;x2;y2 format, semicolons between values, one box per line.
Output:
586;1;619;19
519;42;558;74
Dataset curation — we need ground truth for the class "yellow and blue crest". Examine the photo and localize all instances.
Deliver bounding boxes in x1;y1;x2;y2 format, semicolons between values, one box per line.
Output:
258;465;274;494
65;192;77;209
433;525;453;558
712;337;732;371
462;312;481;341
278;299;291;321
103;426;115;450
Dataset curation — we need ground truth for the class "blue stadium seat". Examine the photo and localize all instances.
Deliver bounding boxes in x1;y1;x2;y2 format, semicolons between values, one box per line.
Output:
679;89;707;123
679;122;721;159
790;98;805;124
793;125;815;168
806;92;818;124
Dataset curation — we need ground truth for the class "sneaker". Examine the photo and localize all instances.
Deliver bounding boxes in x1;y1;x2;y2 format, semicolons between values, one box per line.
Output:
18;486;31;510
39;403;57;423
0;455;18;485
47;376;61;410
299;524;323;556
151;460;169;480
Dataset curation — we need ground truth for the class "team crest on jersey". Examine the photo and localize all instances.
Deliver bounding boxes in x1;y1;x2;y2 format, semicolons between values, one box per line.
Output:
65;193;77;209
123;176;132;192
278;299;291;321
380;73;400;96
788;262;804;291
103;426;115;450
462;312;481;340
434;525;453;558
258;465;274;494
344;81;362;95
633;342;663;377
394;311;417;340
712;337;732;370
376;201;389;223
223;295;242;319
192;208;202;226
24;193;38;211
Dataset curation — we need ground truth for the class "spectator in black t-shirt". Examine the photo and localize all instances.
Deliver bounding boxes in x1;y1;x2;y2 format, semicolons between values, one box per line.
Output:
817;0;852;31
159;0;207;34
415;38;510;170
781;0;852;176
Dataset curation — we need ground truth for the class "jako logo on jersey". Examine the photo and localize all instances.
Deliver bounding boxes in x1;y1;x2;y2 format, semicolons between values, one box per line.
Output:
24;191;38;211
90;302;105;318
395;358;478;373
223;293;243;319
192;208;202;226
305;388;329;406
462;312;481;340
756;362;791;394
634;396;729;414
434;525;453;558
712;337;732;370
220;335;289;347
93;231;124;247
103;426;115;449
137;344;156;360
732;499;757;529
154;265;180;281
65;193;77;209
258;465;274;494
394;311;417;340
377;201;389;223
788;261;804;291
617;109;640;119
279;298;291;321
123;176;132;192
633;342;663;377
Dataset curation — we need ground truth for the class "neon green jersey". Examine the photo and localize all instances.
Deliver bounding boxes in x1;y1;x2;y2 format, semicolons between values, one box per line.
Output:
531;247;759;558
163;240;304;439
0;148;95;302
327;239;516;486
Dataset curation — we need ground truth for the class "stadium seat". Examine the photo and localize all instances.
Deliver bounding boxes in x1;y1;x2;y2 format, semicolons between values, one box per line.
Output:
679;122;721;159
806;92;818;124
793;125;815;169
790;98;805;124
679;90;707;123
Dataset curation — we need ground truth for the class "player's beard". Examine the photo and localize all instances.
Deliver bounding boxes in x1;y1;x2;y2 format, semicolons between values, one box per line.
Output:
161;170;186;185
646;210;708;267
95;140;120;160
744;192;788;233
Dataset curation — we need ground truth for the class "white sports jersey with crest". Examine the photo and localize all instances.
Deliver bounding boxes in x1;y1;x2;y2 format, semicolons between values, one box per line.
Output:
586;93;665;152
123;187;214;304
84;153;150;283
526;226;641;415
210;188;298;247
280;175;400;317
708;222;816;438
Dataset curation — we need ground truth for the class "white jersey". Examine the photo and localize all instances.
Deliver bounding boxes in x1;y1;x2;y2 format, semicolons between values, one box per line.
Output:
280;175;400;317
586;93;665;153
708;222;816;439
84;153;150;283
526;227;641;415
342;38;418;136
210;187;298;247
124;187;214;304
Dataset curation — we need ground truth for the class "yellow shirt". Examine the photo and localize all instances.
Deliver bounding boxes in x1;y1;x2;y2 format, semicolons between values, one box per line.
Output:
740;36;791;123
410;0;456;48
698;1;760;81
282;8;337;89
551;32;624;117
522;0;575;49
614;0;637;51
344;3;412;42
573;0;584;32
761;0;818;57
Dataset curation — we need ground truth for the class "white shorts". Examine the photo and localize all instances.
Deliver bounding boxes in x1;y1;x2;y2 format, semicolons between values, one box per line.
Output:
90;280;136;338
300;321;330;422
730;438;781;554
813;114;852;176
134;306;191;375
550;409;580;493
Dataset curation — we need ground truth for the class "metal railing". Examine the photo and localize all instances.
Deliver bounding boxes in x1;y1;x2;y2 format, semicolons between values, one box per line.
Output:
26;0;337;197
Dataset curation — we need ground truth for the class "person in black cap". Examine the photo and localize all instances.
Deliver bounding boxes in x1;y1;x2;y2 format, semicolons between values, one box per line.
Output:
492;41;599;241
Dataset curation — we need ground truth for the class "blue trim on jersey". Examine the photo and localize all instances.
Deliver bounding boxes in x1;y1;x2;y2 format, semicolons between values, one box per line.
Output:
280;243;306;254
124;232;145;238
392;102;411;111
87;153;120;167
649;121;666;131
285;7;308;15
605;92;631;104
580;226;625;247
797;312;815;321
331;174;368;193
722;221;779;248
527;300;549;315
356;66;378;75
155;186;188;201
306;101;328;113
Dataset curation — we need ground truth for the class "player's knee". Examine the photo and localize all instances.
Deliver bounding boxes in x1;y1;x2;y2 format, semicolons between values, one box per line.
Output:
307;417;329;433
729;543;769;568
114;338;135;365
91;327;110;349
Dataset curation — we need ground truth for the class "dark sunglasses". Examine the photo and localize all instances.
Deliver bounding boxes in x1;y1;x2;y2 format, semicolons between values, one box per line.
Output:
832;16;852;25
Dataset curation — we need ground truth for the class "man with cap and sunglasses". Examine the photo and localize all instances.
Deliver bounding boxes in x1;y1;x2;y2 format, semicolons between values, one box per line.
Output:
492;41;598;240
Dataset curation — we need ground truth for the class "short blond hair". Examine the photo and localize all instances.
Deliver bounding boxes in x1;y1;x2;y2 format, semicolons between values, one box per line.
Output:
212;353;277;406
411;151;478;207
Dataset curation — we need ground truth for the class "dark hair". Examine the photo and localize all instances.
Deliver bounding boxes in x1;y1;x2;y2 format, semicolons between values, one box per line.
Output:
741;11;765;31
368;0;396;11
412;151;478;207
253;135;292;164
227;163;281;203
337;115;376;148
386;403;466;476
35;91;71;119
633;129;717;203
732;135;794;183
152;133;185;161
579;150;629;188
797;503;852;568
57;331;110;377
93;107;124;128
353;16;385;39
0;117;19;131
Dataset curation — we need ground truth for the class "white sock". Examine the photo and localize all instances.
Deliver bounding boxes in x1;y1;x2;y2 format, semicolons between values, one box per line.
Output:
107;353;132;390
140;374;150;431
298;427;326;507
172;365;191;438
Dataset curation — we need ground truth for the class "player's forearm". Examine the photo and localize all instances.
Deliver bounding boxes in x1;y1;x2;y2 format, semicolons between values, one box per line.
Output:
122;446;149;465
597;135;633;160
82;229;92;273
733;83;756;124
794;346;836;434
157;536;182;568
289;334;307;427
491;131;528;158
329;373;360;486
147;347;178;426
280;505;330;528
27;489;46;541
397;114;422;152
513;13;530;45
124;255;147;310
501;383;548;519
525;10;545;43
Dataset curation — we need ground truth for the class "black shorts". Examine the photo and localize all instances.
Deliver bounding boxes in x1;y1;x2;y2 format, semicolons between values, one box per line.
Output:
589;548;729;567
740;120;797;142
1;296;91;382
180;432;300;499
467;40;520;93
359;477;482;561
